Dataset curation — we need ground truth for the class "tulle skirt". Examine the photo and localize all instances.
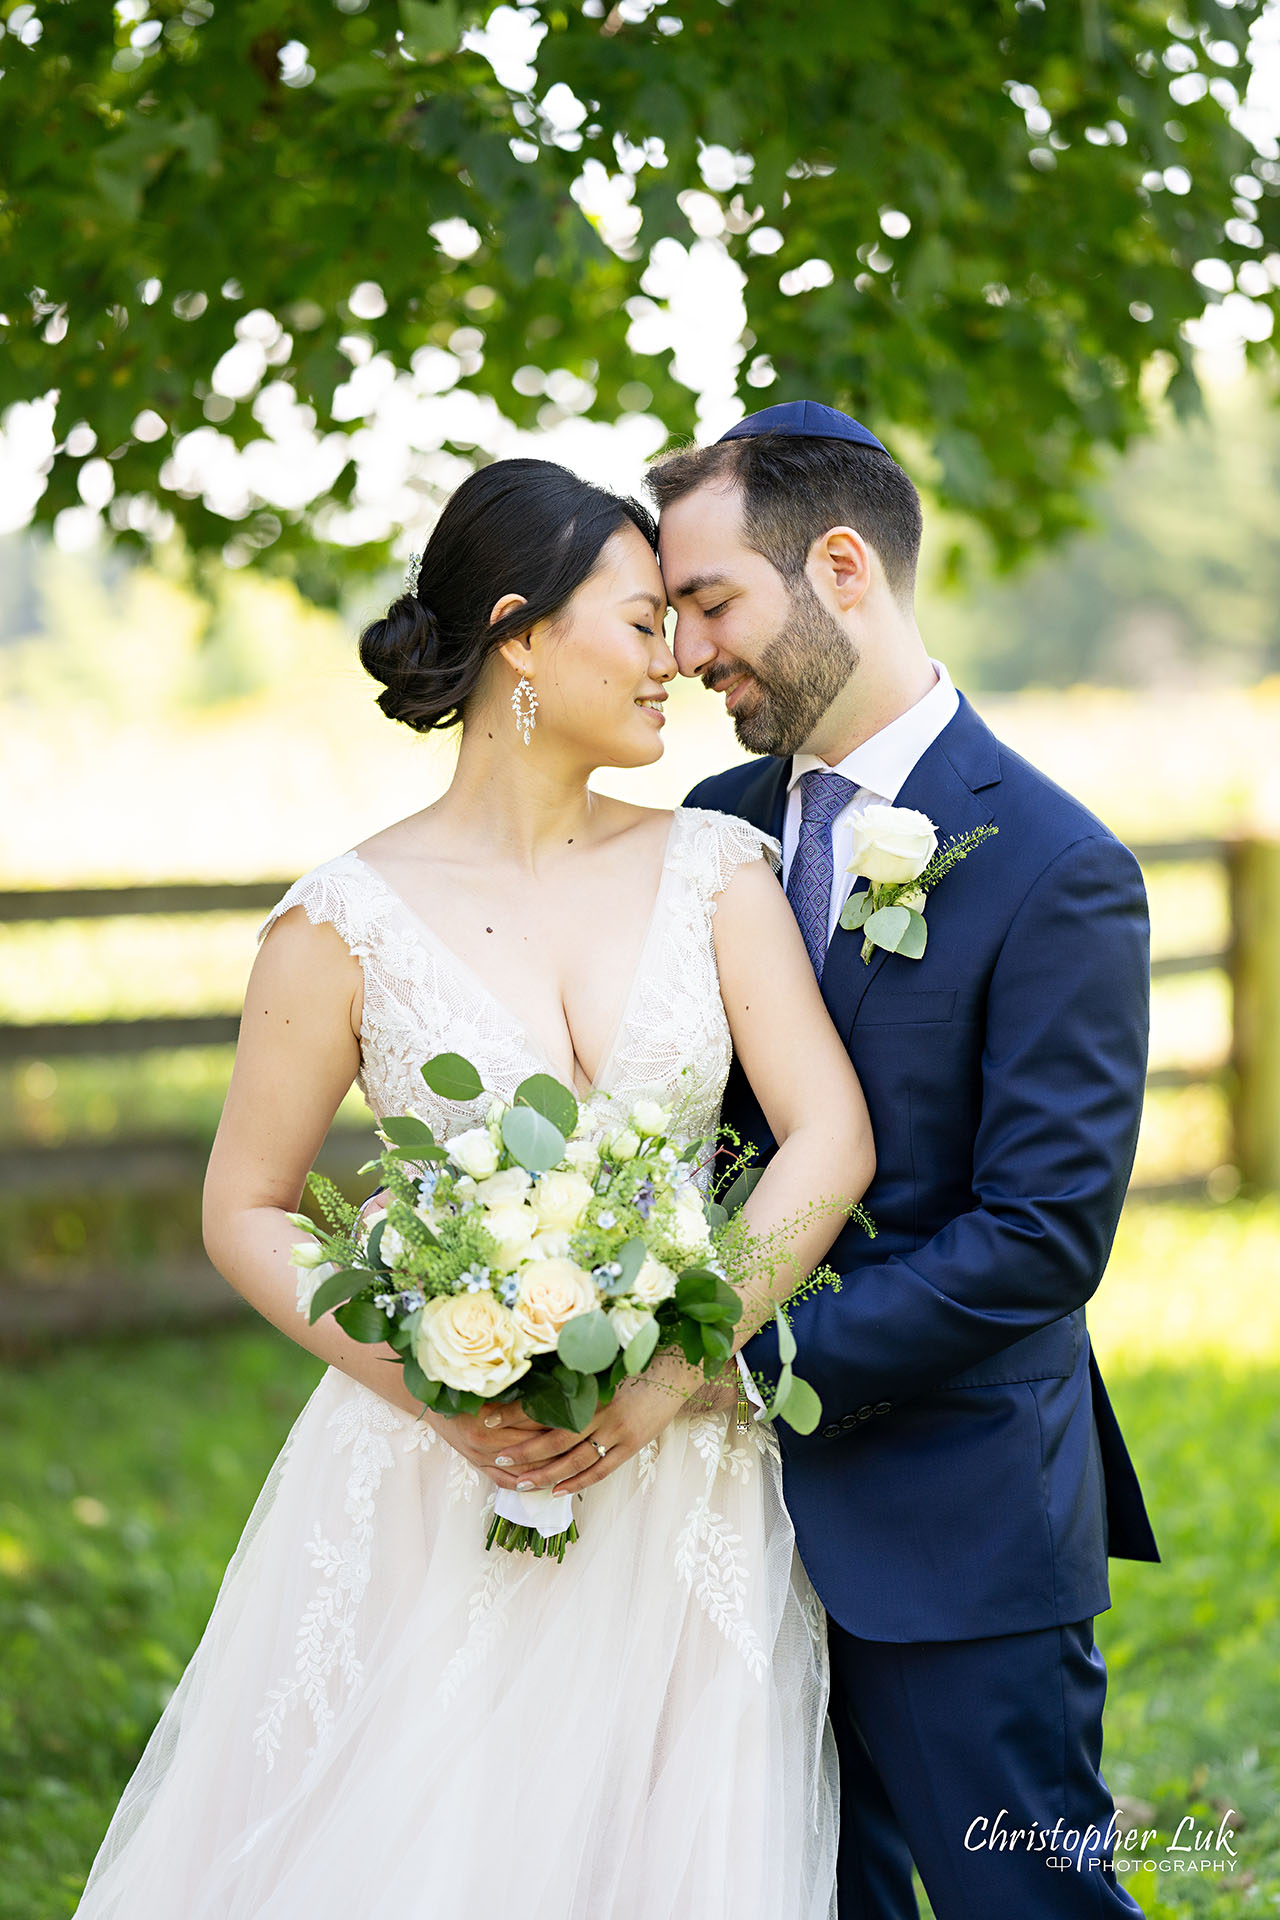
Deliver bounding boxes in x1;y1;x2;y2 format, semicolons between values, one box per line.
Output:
73;1368;839;1920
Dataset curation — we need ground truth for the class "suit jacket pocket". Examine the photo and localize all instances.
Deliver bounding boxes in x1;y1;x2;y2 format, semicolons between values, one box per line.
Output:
858;988;957;1025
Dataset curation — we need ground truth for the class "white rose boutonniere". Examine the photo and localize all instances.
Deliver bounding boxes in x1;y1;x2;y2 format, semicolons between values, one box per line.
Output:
841;804;998;964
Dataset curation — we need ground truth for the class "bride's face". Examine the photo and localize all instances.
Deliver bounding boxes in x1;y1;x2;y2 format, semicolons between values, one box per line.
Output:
506;522;675;769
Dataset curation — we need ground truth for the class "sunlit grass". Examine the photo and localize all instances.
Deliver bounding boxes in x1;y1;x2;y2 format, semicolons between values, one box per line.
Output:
1;1200;1277;1918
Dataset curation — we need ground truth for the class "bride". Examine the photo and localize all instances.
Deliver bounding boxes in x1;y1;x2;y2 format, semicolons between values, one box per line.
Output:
72;458;874;1920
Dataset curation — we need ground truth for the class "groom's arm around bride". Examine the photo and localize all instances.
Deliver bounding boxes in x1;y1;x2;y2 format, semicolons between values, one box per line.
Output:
657;403;1156;1918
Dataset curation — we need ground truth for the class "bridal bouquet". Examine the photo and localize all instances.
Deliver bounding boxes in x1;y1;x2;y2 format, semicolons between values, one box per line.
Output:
288;1052;858;1560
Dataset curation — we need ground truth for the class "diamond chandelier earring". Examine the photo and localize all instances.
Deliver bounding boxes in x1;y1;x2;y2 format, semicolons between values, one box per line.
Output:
511;674;538;745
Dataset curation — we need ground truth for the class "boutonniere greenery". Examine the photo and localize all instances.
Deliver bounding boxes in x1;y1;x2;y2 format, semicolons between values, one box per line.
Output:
838;804;998;964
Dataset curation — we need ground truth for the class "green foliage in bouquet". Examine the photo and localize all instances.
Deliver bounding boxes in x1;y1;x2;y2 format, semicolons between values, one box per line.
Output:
289;1053;873;1446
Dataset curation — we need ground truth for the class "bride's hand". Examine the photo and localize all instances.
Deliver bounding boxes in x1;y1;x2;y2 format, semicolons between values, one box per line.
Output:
422;1402;570;1491
493;1367;698;1499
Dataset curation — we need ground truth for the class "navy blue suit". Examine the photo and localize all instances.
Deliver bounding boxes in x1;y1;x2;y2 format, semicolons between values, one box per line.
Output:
687;693;1157;1918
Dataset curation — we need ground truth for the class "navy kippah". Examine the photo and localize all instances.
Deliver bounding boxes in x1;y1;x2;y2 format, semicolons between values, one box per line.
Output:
718;399;888;455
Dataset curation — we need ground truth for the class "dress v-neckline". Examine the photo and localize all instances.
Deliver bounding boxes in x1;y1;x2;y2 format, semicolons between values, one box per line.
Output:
347;811;682;1101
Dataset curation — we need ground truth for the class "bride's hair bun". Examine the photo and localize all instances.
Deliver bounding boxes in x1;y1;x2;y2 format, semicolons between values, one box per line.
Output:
358;593;446;731
358;458;657;735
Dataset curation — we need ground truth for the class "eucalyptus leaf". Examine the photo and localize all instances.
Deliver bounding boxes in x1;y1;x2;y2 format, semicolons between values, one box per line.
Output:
501;1105;567;1174
897;909;928;961
765;1361;794;1421
704;1200;729;1233
623;1318;660;1374
420;1052;484;1103
777;1373;822;1435
839;890;874;931
720;1167;763;1216
557;1309;620;1374
863;904;913;952
613;1237;649;1292
513;1073;578;1138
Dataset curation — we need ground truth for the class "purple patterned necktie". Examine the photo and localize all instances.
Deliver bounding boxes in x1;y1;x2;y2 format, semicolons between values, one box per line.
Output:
786;769;858;980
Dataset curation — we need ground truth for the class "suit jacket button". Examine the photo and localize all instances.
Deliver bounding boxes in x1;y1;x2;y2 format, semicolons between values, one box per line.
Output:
857;1404;874;1420
840;1413;859;1430
874;1401;892;1415
821;1423;841;1439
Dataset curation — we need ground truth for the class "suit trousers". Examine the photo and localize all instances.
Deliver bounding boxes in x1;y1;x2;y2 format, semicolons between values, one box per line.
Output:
827;1614;1143;1919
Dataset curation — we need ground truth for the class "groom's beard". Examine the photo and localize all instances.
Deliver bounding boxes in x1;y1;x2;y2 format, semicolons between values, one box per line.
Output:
705;579;856;758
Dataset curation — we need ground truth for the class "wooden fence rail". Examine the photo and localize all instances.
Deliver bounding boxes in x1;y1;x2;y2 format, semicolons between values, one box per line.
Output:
1;838;1278;1197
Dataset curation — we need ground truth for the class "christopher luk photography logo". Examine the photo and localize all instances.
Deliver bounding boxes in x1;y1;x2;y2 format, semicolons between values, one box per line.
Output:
964;1806;1242;1877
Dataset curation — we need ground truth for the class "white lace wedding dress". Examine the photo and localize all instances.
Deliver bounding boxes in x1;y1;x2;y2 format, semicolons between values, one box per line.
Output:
73;806;839;1920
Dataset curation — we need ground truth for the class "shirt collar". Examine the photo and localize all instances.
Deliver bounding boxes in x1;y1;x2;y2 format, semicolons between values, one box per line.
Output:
787;659;959;804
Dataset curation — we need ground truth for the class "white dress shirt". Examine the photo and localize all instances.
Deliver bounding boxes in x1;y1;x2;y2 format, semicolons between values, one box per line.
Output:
781;660;960;942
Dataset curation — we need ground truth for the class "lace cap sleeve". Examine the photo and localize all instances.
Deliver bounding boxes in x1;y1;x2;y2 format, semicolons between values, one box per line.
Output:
675;806;782;901
255;851;372;959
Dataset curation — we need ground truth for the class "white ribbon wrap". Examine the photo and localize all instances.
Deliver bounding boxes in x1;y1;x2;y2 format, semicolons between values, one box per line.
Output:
493;1485;575;1539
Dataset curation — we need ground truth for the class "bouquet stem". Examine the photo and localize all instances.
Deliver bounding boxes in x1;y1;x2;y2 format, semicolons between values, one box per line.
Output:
485;1513;581;1561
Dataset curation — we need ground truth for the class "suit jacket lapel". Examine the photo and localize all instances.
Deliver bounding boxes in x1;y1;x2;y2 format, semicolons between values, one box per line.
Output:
821;700;1000;1041
730;756;789;842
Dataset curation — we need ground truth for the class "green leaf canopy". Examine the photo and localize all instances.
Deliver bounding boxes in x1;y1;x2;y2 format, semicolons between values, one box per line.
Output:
1;0;1275;591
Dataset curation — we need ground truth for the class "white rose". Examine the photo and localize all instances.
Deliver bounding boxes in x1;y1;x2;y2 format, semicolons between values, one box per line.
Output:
474;1166;533;1209
670;1188;713;1256
563;1137;601;1176
377;1223;408;1267
608;1304;657;1351
512;1258;598;1355
483;1201;539;1271
630;1098;671;1138
451;1174;478;1205
846;804;938;887
610;1127;641;1163
449;1127;501;1179
531;1170;595;1234
295;1258;336;1317
529;1229;574;1260
631;1255;678;1307
415;1292;531;1395
899;887;927;914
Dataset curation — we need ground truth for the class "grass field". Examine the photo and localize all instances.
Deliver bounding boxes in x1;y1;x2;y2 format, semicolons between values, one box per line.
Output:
1;1196;1277;1918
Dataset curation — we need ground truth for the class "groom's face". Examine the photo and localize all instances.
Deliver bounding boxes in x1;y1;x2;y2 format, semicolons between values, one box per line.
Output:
659;480;855;758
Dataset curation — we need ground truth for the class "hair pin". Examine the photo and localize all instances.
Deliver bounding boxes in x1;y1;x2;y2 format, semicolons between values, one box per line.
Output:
404;551;422;596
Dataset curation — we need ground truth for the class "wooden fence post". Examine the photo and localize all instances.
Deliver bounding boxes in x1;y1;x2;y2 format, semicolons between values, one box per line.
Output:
1229;837;1280;1192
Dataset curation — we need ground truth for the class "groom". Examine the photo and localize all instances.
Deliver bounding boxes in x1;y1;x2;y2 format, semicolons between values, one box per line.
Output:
653;401;1159;1920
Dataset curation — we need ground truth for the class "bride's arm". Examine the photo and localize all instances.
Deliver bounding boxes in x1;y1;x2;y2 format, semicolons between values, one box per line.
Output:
507;853;874;1496
711;855;875;1343
202;908;550;1485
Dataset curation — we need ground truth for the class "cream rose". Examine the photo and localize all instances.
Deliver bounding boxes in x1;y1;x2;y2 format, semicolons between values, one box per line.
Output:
609;1126;641;1163
630;1098;671;1138
531;1170;595;1234
474;1166;533;1209
669;1188;713;1257
608;1303;657;1351
846;804;938;887
483;1202;539;1271
529;1229;574;1261
512;1258;598;1354
563;1137;601;1176
415;1292;531;1395
631;1254;679;1307
449;1127;502;1179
